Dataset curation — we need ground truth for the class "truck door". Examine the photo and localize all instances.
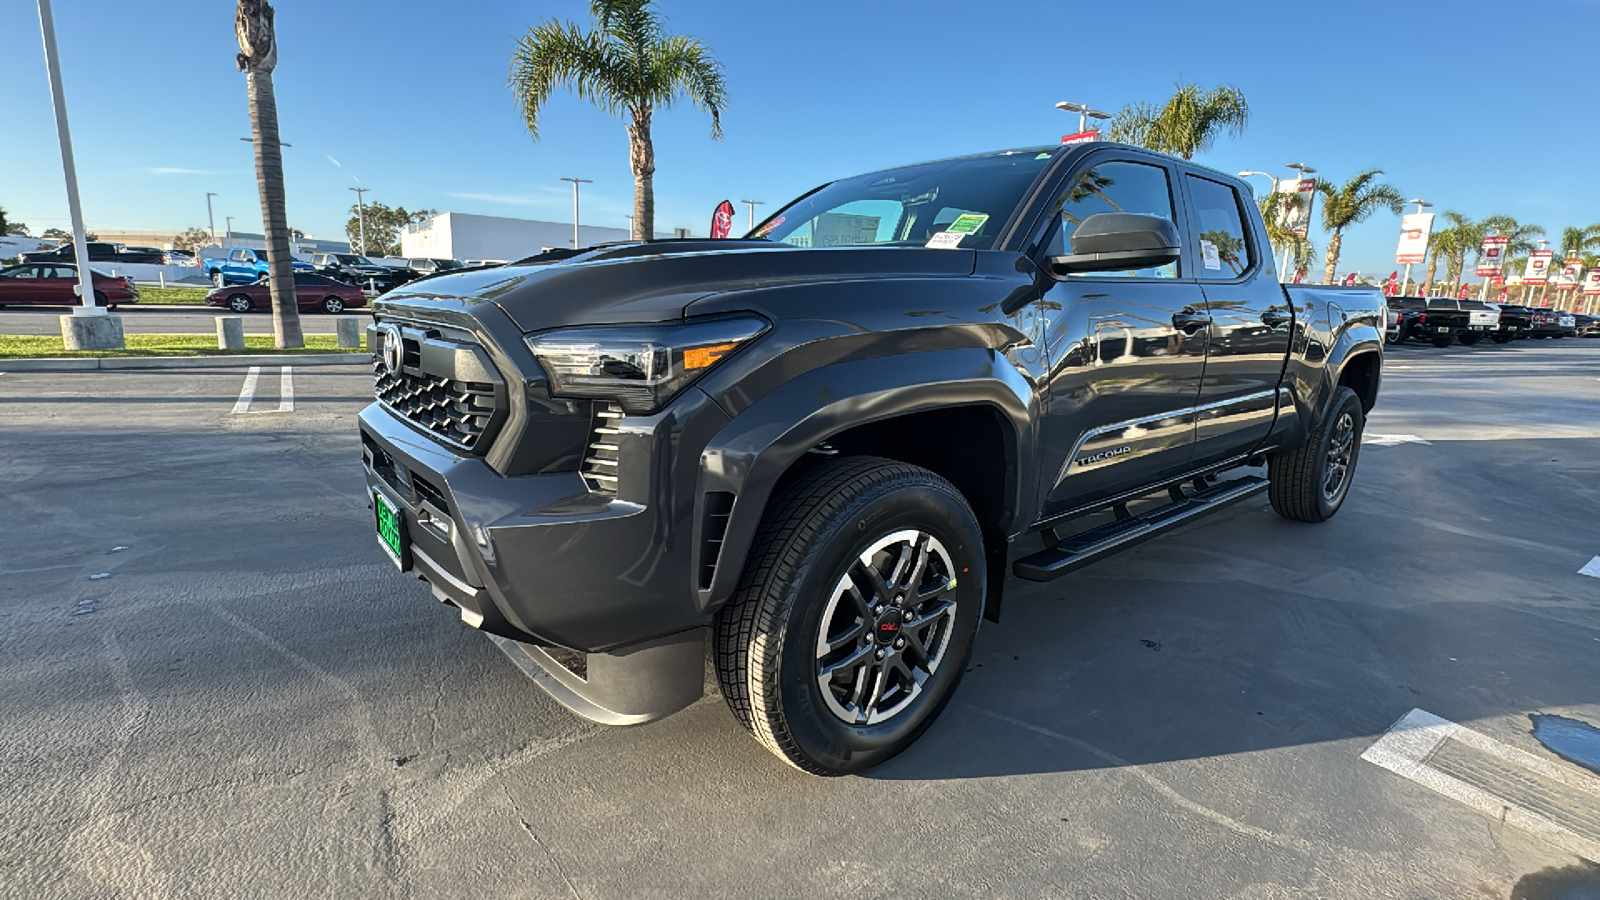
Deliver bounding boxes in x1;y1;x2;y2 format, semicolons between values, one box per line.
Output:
1181;173;1293;468
1030;155;1208;519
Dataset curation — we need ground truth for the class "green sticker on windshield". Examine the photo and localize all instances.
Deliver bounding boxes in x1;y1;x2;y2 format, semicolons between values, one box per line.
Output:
1034;152;1052;160
946;214;989;235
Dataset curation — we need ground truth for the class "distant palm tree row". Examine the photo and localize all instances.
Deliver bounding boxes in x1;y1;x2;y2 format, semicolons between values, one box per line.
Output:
1107;82;1599;306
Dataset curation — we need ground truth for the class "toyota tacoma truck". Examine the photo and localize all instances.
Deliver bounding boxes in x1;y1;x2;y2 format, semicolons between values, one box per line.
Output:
360;143;1384;775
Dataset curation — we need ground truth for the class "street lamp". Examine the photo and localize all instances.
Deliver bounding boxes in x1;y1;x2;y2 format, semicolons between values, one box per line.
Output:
224;216;234;242
1400;198;1431;296
1054;101;1111;136
560;177;592;248
1280;163;1317;280
348;187;370;256
206;192;219;245
739;199;764;232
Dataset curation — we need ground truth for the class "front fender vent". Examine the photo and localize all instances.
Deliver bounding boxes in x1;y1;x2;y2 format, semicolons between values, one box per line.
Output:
581;402;622;494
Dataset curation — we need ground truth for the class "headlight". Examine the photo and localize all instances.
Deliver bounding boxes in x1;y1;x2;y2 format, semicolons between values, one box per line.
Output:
526;315;769;414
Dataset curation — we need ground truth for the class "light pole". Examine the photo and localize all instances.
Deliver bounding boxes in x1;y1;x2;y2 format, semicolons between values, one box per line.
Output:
36;0;115;339
739;200;764;232
1054;101;1111;136
1400;198;1431;296
560;177;592;248
206;192;218;245
348;186;370;256
224;216;234;242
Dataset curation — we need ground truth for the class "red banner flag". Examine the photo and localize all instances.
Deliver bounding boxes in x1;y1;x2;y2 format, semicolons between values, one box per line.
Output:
710;200;735;239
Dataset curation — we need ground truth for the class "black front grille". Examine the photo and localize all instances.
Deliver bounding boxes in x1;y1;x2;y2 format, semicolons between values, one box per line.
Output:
375;359;497;450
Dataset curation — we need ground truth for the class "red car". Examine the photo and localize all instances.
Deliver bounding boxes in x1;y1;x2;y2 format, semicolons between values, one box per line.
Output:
205;272;368;314
0;263;139;308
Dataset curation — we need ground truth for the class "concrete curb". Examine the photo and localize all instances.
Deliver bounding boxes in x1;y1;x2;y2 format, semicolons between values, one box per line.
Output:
0;352;370;372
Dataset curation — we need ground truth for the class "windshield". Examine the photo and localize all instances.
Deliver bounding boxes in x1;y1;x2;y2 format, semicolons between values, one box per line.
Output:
334;254;374;266
433;259;464;270
754;149;1060;251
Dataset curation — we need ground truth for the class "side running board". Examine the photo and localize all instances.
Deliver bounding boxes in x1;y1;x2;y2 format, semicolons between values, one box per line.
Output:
1013;475;1269;582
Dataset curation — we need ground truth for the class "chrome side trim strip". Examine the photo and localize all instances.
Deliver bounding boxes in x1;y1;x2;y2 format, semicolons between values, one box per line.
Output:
1054;388;1284;486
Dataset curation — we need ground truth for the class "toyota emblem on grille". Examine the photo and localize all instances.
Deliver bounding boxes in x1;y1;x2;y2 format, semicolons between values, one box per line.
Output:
378;323;403;375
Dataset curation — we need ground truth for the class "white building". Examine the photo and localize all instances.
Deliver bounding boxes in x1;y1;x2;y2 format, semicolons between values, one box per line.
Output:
400;212;688;262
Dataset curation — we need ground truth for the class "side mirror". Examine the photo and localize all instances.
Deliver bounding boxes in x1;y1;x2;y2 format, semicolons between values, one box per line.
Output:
1048;212;1180;277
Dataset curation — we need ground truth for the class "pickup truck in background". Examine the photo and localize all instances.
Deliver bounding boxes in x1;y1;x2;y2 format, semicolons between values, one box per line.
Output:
1487;303;1534;342
1389;296;1496;347
359;143;1384;774
202;247;314;286
1528;308;1577;338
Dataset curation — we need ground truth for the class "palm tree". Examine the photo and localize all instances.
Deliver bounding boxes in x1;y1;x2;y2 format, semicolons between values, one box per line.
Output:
1423;211;1473;295
235;0;301;349
509;0;728;241
1316;169;1404;284
1106;82;1249;160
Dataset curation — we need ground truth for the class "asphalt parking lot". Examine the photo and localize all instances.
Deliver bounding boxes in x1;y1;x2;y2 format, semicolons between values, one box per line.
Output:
3;340;1598;899
0;305;367;335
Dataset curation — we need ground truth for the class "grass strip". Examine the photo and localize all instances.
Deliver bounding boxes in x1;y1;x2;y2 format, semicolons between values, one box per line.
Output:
0;333;368;359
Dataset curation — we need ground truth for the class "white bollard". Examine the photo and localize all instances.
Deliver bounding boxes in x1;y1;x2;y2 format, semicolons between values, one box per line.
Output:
335;316;361;348
159;271;166;289
216;316;245;350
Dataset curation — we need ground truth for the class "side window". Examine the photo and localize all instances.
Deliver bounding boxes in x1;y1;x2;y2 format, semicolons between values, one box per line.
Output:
1186;175;1251;280
5;267;37;279
1047;160;1178;278
230;249;246;261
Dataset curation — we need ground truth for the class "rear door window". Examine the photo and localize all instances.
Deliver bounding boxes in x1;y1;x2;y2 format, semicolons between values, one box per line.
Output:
1185;175;1252;280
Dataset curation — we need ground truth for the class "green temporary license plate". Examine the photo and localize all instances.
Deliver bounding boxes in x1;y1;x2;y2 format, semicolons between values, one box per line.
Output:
1437;326;1451;332
374;489;405;569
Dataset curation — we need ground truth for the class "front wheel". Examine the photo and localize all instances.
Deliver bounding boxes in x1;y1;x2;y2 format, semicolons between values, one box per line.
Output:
1267;386;1364;523
227;294;253;313
714;457;985;775
321;296;345;314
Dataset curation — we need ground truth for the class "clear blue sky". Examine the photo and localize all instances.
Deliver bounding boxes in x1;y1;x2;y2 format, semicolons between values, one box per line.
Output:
3;0;1597;277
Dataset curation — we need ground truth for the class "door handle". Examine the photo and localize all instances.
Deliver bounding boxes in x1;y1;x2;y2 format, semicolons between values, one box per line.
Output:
1261;309;1292;328
1171;311;1212;333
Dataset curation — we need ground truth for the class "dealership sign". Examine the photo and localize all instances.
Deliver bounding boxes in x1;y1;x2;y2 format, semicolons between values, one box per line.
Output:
1061;130;1100;145
1584;269;1600;295
1523;249;1555;285
1557;258;1584;290
1475;236;1509;277
1273;179;1317;239
1395;213;1434;264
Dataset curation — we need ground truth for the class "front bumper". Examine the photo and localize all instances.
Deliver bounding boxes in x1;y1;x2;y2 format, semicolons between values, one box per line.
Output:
359;397;721;724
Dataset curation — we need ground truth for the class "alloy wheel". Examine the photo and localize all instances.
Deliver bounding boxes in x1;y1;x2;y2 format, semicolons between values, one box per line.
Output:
1323;411;1356;502
814;529;959;726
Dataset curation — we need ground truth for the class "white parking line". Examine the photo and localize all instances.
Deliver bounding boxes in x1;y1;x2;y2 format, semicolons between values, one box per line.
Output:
1579;556;1600;579
278;366;294;412
1361;708;1600;861
231;366;261;414
1362;433;1432;446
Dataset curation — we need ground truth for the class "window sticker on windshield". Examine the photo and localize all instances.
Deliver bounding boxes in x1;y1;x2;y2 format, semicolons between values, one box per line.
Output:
945;214;989;235
752;216;784;238
1035;152;1052;160
1200;239;1222;270
926;231;966;249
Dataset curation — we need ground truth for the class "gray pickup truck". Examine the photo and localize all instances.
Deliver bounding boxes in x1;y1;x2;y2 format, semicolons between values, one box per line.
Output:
359;143;1384;774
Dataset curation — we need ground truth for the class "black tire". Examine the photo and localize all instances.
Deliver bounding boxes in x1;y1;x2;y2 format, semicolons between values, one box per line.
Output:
714;457;985;776
1385;329;1404;346
1491;333;1513;344
1459;332;1483;346
1430;333;1454;348
227;294;253;313
93;290;108;307
1267;386;1364;523
321;296;344;314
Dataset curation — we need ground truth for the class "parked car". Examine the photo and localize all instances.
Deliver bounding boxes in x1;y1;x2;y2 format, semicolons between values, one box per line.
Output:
0;263;139;308
462;259;507;267
23;241;165;265
204;272;367;313
307;252;408;292
1485;303;1533;342
402;257;466;276
164;249;198;267
1574;313;1600;337
1528;308;1577;338
202;247;314;286
360;142;1384;774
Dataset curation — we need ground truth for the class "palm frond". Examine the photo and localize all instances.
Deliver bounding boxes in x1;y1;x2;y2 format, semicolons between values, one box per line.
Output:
644;34;727;138
508;20;624;139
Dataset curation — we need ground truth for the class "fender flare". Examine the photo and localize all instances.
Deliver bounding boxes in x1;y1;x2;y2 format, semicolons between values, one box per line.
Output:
692;348;1034;612
1324;322;1384;415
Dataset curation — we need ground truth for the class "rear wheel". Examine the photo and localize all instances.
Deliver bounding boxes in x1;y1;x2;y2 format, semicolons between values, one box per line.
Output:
1385;328;1404;345
1491;332;1513;344
227;294;253;313
714;457;984;775
321;296;345;314
92;290;108;307
1430;333;1454;348
1459;332;1483;346
1267;386;1364;523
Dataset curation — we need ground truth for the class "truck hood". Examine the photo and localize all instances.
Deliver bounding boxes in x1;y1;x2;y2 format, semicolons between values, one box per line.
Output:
380;240;977;333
